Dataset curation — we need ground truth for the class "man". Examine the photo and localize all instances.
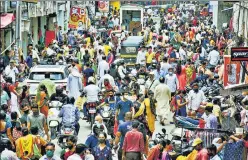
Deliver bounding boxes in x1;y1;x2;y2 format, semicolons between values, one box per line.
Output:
58;97;80;134
50;86;68;104
94;115;108;134
3;50;12;68
97;56;109;79
68;144;88;160
20;104;30;127
201;103;218;129
40;142;61;160
27;44;40;62
160;57;171;75
4;59;19;83
179;45;186;62
27;104;49;140
83;77;101;103
115;91;134;124
153;64;165;80
117;60;127;80
66;68;83;100
145;46;155;68
136;46;146;65
98;70;116;89
63;136;77;160
83;63;94;86
57;26;63;45
165;67;179;96
154;77;171;125
114;112;133;160
147;140;170;160
208;46;220;67
122;121;144;160
192;138;209;160
145;72;160;94
207;144;221;160
188;83;207;111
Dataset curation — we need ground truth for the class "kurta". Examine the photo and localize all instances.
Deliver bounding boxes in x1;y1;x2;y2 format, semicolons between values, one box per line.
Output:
177;66;187;91
154;83;171;120
66;74;83;100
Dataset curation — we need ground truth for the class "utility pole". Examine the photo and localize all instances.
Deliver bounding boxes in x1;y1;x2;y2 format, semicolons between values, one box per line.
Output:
15;1;22;63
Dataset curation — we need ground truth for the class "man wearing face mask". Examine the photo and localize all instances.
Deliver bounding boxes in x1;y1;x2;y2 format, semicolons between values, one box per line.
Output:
40;142;61;160
98;70;116;89
145;72;160;94
165;67;179;96
94;115;108;135
20;104;30;127
63;136;77;160
115;91;134;124
188;83;207;112
136;65;148;80
131;64;140;77
136;46;146;65
27;104;49;140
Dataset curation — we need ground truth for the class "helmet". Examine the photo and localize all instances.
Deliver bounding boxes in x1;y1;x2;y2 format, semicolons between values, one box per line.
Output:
67;97;75;104
88;76;95;83
56;86;63;95
214;74;219;79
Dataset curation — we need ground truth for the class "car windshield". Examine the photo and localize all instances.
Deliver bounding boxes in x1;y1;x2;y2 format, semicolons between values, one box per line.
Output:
29;72;64;80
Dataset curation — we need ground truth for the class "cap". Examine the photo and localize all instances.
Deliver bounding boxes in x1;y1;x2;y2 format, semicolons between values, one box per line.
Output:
192;138;202;147
206;103;213;107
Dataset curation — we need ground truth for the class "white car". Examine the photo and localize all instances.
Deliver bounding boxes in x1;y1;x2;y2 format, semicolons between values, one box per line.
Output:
24;65;70;96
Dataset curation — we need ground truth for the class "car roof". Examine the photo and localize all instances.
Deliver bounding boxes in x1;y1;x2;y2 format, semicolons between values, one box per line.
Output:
122;36;144;46
30;65;67;72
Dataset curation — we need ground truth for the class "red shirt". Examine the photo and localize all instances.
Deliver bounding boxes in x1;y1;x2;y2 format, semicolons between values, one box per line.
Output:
122;129;144;153
64;150;74;160
196;148;209;160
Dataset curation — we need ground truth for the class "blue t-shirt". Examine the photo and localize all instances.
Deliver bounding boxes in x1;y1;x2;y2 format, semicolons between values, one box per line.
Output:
118;121;132;148
170;51;177;59
83;68;94;78
116;100;133;121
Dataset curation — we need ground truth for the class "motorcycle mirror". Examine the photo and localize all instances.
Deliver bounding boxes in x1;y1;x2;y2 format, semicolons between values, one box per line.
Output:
162;128;166;134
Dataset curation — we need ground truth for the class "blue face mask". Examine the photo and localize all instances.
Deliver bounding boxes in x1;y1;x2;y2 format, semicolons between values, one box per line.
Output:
169;72;173;75
46;150;54;158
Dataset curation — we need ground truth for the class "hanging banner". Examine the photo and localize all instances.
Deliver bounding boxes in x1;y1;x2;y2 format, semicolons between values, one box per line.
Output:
223;55;241;89
98;1;109;13
45;30;55;47
68;6;86;29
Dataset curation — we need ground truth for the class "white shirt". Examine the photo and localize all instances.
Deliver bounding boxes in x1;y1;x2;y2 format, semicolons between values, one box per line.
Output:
201;46;207;58
97;60;109;78
84;84;101;103
210;154;221;160
4;65;19;83
136;50;146;65
187;90;206;111
208;50;220;66
68;154;82;160
118;65;126;79
1;148;19;160
165;74;179;93
46;47;56;56
160;62;171;75
196;33;202;43
113;18;119;26
145;78;160;93
98;74;116;88
179;48;186;60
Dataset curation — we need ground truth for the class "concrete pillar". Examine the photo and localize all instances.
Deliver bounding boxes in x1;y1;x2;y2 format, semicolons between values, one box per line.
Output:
32;17;38;45
211;1;218;28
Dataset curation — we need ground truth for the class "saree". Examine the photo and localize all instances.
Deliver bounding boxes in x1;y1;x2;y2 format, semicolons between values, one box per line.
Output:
36;91;49;117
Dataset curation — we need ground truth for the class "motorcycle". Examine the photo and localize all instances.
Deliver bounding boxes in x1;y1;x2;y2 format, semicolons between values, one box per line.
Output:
100;105;115;138
149;128;168;148
57;123;76;149
86;102;98;127
48;101;63;140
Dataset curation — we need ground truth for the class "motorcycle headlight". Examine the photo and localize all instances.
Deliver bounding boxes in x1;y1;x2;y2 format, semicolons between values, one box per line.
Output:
102;112;109;118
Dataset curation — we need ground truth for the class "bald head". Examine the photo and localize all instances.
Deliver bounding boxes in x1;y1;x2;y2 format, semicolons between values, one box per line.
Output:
124;112;132;121
95;115;103;123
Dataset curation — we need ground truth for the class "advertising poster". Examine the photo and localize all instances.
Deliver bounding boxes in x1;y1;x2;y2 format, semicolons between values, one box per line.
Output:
68;7;86;29
98;1;109;13
223;55;241;88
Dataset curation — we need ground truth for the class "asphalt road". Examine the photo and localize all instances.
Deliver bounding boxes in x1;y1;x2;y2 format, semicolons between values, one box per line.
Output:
52;110;175;159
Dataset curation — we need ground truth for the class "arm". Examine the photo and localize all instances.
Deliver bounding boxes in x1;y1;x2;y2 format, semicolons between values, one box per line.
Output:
58;107;64;117
177;98;187;107
75;108;80;122
43;117;49;140
6;127;14;147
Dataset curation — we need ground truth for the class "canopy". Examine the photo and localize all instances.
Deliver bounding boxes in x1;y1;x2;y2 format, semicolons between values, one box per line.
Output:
0;13;15;29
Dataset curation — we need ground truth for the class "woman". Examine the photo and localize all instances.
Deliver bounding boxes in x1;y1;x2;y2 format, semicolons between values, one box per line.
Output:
19;85;31;107
138;123;149;156
10;111;22;142
175;90;188;117
92;132;112;160
0;112;15;149
144;91;156;137
36;84;49;117
176;62;186;91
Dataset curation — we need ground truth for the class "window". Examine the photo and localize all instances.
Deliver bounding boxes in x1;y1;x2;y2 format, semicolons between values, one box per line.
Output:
29;72;64;80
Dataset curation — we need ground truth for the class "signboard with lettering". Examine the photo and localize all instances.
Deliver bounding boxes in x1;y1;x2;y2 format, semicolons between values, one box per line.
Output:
231;47;248;61
22;0;38;3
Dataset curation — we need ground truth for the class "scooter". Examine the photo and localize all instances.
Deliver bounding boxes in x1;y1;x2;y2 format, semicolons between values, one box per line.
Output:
100;105;115;138
48;101;63;140
149;128;168;149
57;123;76;149
86;102;98;127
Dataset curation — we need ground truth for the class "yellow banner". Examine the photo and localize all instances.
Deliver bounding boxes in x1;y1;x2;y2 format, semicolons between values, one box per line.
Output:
68;6;86;29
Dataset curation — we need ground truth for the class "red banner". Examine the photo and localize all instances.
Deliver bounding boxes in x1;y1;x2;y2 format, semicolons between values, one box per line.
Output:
45;30;55;47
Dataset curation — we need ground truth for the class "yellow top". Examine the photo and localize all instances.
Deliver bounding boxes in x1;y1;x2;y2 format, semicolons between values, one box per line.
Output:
145;52;155;63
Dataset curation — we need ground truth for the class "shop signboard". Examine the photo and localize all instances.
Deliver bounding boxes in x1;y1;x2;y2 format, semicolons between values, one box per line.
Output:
98;1;109;13
68;6;86;29
231;47;248;61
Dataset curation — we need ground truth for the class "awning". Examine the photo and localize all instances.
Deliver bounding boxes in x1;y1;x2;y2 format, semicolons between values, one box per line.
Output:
0;13;15;29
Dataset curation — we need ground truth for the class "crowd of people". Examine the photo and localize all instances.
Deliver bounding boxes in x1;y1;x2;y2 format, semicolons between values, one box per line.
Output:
0;2;248;160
